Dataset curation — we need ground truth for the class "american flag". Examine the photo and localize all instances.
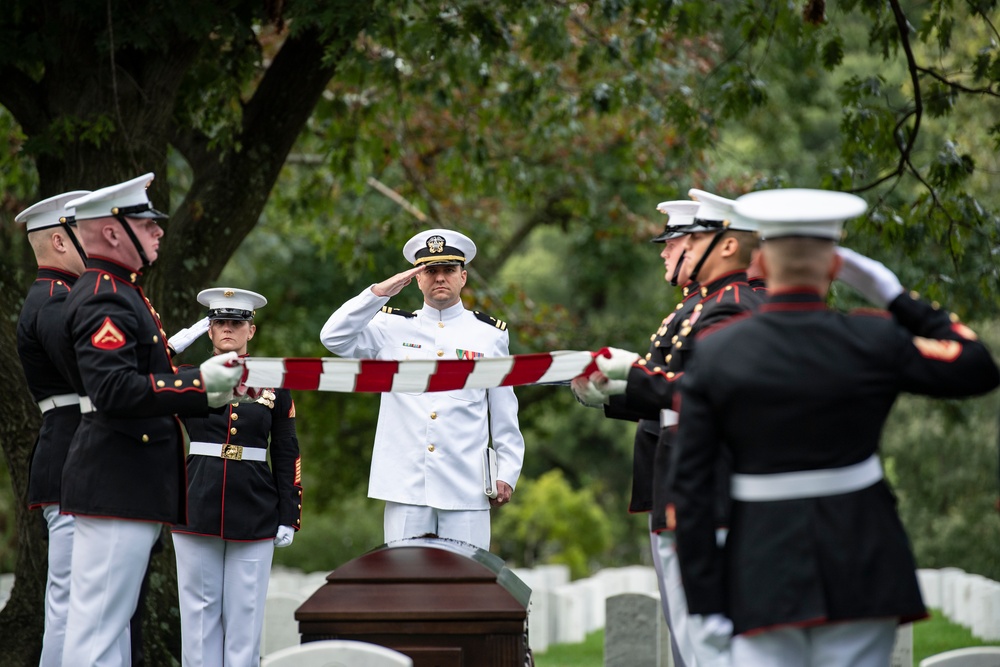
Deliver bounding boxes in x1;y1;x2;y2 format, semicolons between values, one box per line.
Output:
240;350;599;393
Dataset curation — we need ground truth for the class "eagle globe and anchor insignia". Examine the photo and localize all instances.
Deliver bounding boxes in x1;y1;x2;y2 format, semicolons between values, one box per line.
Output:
221;444;244;461
426;235;446;254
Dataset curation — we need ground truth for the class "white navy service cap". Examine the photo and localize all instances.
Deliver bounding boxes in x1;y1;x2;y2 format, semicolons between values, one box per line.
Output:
651;200;700;242
733;189;868;241
198;288;267;321
688;188;757;233
403;228;477;266
15;190;91;232
67;173;168;222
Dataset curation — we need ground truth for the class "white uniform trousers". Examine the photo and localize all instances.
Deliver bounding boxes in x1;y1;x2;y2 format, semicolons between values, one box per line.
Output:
654;529;732;667
61;517;160;667
649;520;687;667
731;618;898;667
173;533;274;667
384;501;491;550
40;505;74;667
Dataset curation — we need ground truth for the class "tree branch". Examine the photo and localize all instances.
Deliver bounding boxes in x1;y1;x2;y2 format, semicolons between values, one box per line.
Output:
150;19;368;327
916;66;1000;98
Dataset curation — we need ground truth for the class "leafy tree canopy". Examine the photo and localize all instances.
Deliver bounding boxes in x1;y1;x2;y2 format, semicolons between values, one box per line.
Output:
1;1;999;663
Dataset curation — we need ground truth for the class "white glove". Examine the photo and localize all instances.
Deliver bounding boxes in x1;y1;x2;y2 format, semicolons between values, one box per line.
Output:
836;247;904;306
594;374;627;396
571;376;607;408
200;352;243;407
167;317;210;354
594;347;640;381
691;613;733;652
274;525;295;548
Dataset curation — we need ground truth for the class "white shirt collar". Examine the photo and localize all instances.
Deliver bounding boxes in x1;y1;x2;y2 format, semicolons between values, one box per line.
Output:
420;300;465;321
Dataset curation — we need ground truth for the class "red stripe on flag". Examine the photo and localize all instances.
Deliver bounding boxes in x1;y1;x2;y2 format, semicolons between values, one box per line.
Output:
282;358;325;390
500;353;555;386
426;360;477;392
355;359;400;392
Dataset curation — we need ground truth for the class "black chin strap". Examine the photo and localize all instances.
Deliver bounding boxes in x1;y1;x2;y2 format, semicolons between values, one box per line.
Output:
669;249;686;286
688;231;726;284
113;215;151;268
58;220;88;264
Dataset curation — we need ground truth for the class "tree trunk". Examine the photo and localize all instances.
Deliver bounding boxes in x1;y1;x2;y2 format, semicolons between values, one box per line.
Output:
0;250;47;666
0;6;372;664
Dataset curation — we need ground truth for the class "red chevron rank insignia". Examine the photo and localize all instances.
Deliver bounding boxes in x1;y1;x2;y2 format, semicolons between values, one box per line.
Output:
91;317;126;350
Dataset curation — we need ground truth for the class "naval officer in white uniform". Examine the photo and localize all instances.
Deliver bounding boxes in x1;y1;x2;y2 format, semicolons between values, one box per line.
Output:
320;229;525;550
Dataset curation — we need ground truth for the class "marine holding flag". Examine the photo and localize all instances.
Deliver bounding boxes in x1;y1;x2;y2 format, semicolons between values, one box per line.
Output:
320;229;525;550
54;174;245;667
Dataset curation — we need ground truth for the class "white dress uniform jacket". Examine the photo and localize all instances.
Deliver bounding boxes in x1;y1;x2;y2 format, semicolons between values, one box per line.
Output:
321;287;525;510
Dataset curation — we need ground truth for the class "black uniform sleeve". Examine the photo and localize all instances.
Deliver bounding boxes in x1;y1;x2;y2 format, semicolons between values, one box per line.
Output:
672;353;728;615
269;389;302;530
72;284;209;417
886;294;1000;397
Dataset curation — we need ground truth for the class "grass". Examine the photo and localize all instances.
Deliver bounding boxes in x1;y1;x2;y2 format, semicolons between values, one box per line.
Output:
915;610;1000;663
532;611;1000;667
533;630;604;667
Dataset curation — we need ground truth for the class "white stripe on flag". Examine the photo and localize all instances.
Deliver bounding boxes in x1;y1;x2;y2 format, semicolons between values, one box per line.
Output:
242;358;287;389
535;350;595;384
465;356;516;389
316;358;362;392
390;360;437;393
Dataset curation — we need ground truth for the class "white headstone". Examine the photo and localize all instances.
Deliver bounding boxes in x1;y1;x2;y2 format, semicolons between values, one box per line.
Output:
982;581;1000;641
0;573;14;612
917;569;942;609
919;646;1000;667
552;582;587;645
889;623;912;667
526;587;551;653
938;567;966;621
261;592;305;656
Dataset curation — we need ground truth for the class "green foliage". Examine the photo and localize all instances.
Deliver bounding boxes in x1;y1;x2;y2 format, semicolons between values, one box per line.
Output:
492;469;615;579
883;320;1000;580
272;493;385;573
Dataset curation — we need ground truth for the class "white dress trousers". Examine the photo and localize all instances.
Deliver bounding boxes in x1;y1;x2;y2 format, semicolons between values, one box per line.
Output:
40;505;74;667
173;532;275;667
654;529;732;667
61;516;160;667
384;501;491;550
731;618;898;667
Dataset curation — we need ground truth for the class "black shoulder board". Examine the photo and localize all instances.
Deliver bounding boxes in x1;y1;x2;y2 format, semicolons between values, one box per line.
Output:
380;305;416;318
474;310;507;331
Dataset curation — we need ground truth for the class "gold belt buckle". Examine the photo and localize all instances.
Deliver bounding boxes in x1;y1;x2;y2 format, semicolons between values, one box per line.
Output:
221;444;243;461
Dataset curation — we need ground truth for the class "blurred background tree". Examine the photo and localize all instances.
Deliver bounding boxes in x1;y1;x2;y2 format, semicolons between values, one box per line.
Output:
1;0;998;663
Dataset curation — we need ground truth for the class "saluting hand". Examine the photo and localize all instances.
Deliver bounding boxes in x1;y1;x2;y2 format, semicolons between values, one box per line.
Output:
371;266;426;298
835;247;904;307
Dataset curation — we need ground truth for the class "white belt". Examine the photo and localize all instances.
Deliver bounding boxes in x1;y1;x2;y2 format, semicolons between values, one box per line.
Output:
189;441;267;462
79;396;96;414
730;454;883;502
660;409;679;429
38;394;80;414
